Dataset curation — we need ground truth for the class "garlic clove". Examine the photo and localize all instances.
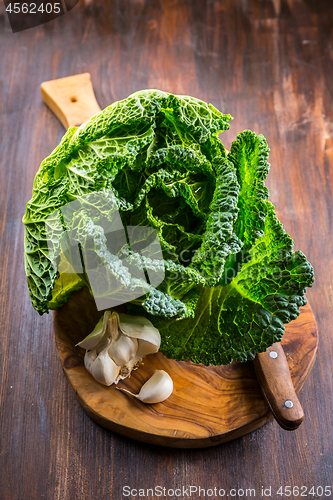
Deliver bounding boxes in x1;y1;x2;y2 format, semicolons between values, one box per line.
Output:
77;311;111;350
84;348;98;374
136;338;160;359
118;313;161;348
119;370;173;404
108;335;138;366
84;347;120;386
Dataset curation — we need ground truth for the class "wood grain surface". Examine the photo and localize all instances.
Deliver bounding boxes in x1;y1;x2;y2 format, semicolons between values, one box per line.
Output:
54;288;318;448
40;73;101;128
0;0;332;498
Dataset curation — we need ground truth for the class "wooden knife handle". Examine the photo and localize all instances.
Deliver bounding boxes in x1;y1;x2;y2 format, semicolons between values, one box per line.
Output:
40;73;101;130
253;342;304;430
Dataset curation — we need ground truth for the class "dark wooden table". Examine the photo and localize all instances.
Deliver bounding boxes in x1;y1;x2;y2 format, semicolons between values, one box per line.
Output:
1;1;332;499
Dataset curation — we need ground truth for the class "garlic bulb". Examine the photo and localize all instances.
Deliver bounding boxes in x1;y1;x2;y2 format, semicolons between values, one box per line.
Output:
77;311;160;386
119;370;173;404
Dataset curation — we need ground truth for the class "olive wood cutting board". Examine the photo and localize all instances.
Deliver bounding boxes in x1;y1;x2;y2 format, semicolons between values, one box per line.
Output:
54;286;318;448
43;74;318;448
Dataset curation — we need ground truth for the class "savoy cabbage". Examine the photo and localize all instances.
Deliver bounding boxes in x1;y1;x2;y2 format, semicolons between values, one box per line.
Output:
23;90;314;364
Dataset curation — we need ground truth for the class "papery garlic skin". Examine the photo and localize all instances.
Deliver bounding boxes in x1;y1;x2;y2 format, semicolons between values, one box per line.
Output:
77;311;161;386
78;312;110;350
119;370;173;404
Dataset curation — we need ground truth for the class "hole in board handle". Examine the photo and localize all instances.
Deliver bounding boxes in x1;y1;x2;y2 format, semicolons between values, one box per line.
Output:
70;96;78;103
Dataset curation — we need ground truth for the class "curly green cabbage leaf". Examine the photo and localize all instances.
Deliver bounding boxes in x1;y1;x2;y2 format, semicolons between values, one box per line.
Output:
23;90;314;364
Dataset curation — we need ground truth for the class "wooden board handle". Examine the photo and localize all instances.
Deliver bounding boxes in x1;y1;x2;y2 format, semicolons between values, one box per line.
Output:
40;73;101;130
254;342;304;430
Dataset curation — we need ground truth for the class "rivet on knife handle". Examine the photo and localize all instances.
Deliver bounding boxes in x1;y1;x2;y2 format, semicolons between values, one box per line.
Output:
253;342;304;430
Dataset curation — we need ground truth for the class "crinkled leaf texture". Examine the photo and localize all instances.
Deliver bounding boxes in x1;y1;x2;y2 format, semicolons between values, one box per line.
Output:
23;90;314;365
